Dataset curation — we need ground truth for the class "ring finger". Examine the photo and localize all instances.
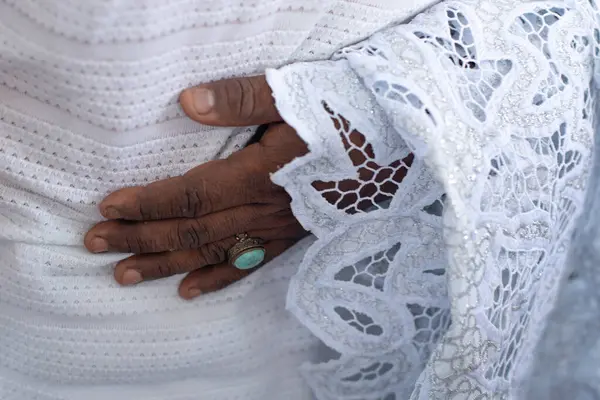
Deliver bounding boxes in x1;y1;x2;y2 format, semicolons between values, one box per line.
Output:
113;225;305;285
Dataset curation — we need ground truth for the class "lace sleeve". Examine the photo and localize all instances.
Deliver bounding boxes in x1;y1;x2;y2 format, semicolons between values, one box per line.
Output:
266;0;597;399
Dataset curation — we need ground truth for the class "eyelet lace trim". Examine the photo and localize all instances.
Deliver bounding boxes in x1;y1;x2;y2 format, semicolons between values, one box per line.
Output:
267;0;598;398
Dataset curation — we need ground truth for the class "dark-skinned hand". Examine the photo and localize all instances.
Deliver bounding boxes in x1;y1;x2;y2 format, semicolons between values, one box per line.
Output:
84;75;413;299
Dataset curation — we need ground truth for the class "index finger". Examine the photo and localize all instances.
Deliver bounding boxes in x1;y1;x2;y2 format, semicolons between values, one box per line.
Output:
98;153;283;221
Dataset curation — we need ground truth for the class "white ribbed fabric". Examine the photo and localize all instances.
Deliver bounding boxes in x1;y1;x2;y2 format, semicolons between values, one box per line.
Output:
0;0;437;399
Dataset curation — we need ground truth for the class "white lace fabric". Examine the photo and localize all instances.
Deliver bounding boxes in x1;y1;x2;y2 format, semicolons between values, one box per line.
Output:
267;0;599;398
1;0;596;398
0;1;441;399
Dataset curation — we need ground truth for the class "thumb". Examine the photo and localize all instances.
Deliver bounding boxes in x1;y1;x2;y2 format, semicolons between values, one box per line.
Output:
179;75;282;126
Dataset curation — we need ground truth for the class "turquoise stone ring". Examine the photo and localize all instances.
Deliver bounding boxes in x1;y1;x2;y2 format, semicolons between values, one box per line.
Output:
228;234;266;270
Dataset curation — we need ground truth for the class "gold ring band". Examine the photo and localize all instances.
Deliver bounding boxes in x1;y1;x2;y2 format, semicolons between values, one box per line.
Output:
228;233;266;270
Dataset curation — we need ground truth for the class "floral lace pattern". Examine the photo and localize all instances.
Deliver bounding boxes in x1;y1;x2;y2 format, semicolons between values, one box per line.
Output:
267;0;598;398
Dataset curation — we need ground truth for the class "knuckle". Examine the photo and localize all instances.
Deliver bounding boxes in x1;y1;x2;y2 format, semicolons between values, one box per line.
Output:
239;77;258;120
136;186;158;220
223;78;244;118
122;223;166;253
155;261;175;278
174;219;207;249
182;174;210;216
198;242;227;265
225;78;257;120
137;198;152;220
124;233;146;253
155;255;192;278
135;185;171;221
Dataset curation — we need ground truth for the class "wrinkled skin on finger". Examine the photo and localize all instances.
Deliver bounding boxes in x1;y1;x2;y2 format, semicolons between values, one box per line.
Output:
85;74;411;299
86;76;309;299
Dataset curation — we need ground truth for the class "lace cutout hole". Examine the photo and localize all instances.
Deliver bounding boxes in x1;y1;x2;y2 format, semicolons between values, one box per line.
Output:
312;103;413;214
334;306;384;336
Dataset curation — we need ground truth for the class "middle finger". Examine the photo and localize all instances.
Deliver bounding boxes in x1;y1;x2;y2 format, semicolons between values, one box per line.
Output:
85;204;292;254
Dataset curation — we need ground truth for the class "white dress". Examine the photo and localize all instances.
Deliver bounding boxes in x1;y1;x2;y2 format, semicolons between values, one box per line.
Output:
1;0;598;399
0;1;437;399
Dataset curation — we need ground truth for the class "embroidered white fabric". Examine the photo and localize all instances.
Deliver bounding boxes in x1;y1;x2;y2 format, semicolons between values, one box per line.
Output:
0;1;441;399
267;0;599;398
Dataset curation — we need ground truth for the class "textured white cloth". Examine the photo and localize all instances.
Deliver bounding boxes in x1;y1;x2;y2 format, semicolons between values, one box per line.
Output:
2;0;597;399
0;1;439;399
265;0;600;398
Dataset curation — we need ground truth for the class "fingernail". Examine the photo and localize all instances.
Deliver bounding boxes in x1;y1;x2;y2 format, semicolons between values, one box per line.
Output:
89;237;108;253
102;206;120;219
192;88;215;115
187;287;202;298
121;269;143;285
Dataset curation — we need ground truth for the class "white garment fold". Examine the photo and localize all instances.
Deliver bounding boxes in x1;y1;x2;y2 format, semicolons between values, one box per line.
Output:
0;1;436;399
267;0;599;398
2;0;597;398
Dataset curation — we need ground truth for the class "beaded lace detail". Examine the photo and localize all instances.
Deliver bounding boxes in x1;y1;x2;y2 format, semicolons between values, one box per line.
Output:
0;0;440;399
267;0;598;398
